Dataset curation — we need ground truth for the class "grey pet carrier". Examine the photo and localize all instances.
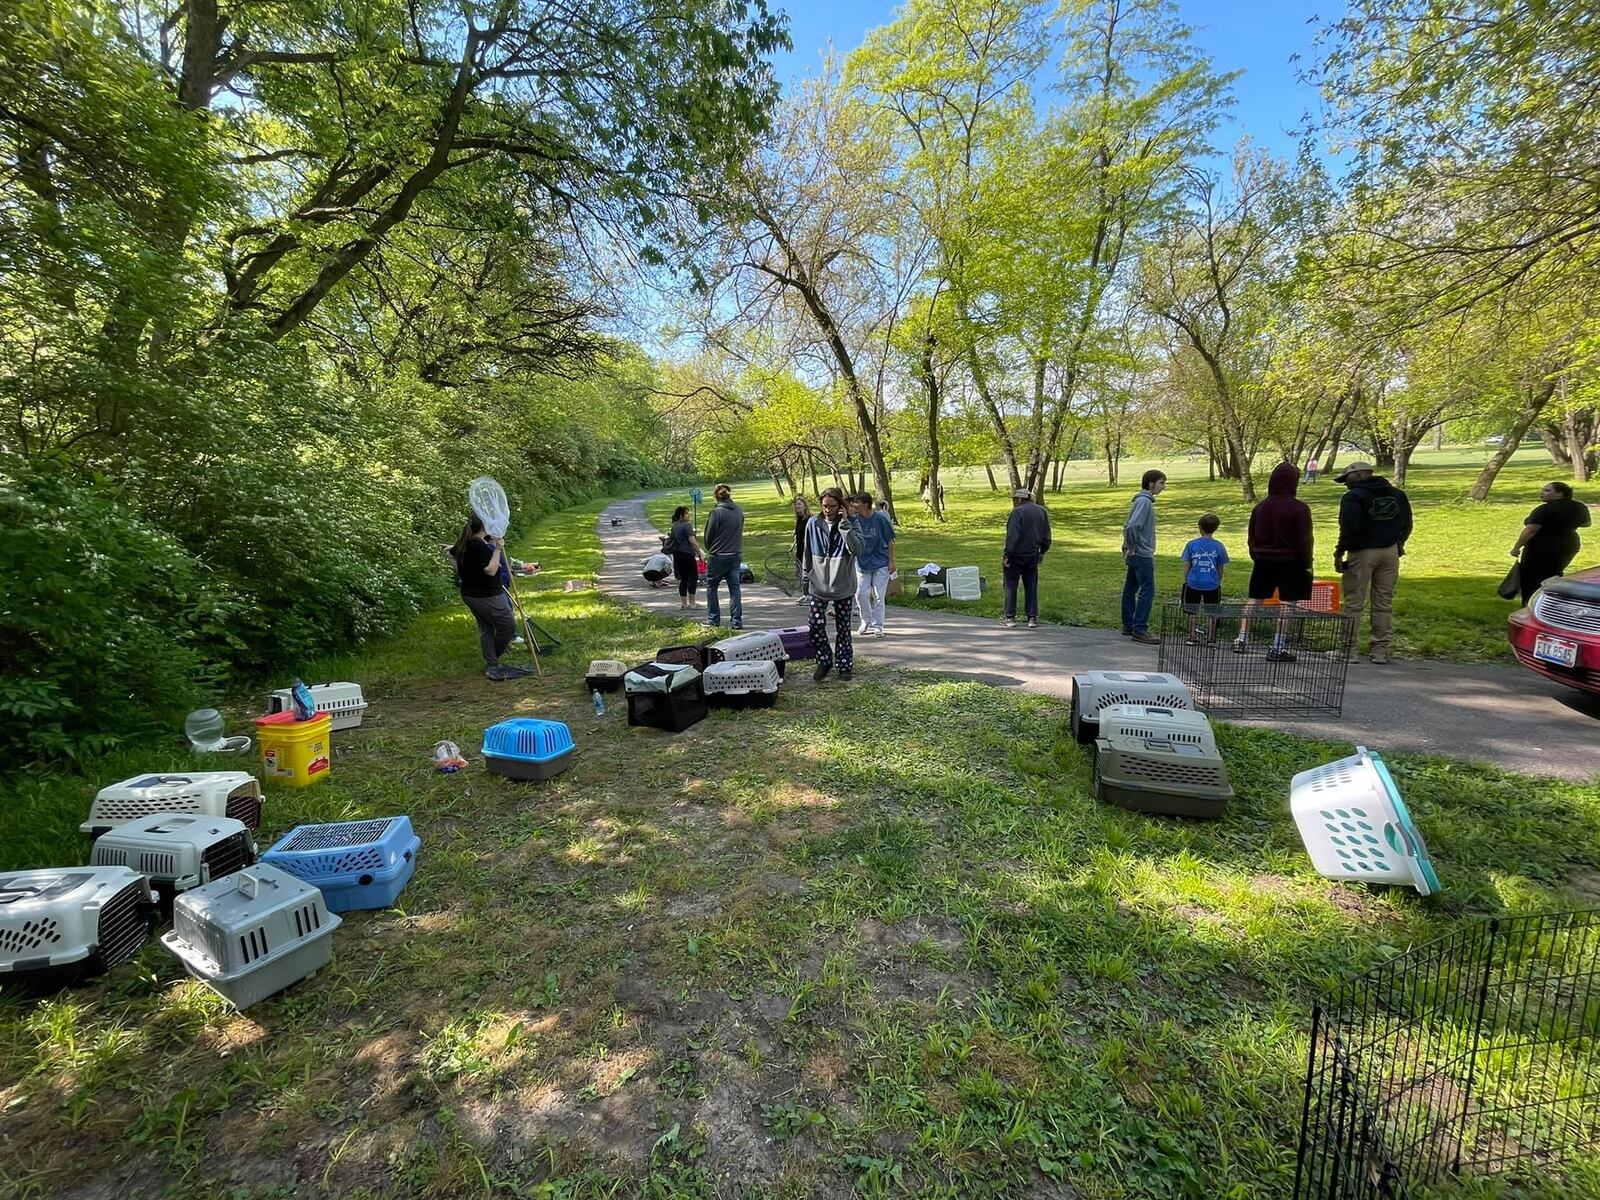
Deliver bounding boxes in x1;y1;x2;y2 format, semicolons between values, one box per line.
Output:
1069;672;1194;744
89;814;256;901
1092;730;1233;819
0;867;155;989
163;864;342;1010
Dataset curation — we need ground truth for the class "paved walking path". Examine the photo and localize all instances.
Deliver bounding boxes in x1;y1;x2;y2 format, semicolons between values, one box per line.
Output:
597;495;1600;782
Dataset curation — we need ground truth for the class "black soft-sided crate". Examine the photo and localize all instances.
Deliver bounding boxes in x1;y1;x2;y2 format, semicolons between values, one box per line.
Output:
625;662;708;733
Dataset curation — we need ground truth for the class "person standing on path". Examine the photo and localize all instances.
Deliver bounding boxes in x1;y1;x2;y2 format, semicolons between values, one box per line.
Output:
1002;488;1051;629
803;487;863;682
1333;461;1413;665
702;484;745;629
791;495;812;604
1237;462;1314;662
1121;471;1167;644
1510;481;1591;604
666;505;704;611
851;491;897;637
452;515;517;680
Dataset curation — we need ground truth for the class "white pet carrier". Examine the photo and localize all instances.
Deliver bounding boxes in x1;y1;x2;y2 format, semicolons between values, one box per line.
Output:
945;566;981;601
1069;672;1194;744
89;814;256;898
709;631;789;669
1096;704;1218;754
267;681;368;730
0;867;155;987
1290;746;1440;896
83;772;263;837
703;659;781;707
163;864;342;1010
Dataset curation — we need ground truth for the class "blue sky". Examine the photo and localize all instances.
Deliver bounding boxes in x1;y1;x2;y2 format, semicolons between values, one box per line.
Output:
769;0;1326;163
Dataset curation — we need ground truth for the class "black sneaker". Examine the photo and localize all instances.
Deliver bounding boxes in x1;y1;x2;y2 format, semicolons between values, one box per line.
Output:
1266;648;1297;663
1121;629;1133;637
813;661;832;682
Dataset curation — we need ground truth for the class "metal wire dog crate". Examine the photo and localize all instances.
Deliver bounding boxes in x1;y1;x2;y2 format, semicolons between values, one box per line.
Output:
1157;601;1356;715
1294;909;1600;1199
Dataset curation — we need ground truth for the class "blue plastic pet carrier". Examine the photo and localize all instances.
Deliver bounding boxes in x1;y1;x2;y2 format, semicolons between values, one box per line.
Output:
482;718;576;780
261;816;420;912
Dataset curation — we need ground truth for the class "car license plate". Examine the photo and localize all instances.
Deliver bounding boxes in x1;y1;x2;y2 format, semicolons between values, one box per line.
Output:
1533;634;1579;668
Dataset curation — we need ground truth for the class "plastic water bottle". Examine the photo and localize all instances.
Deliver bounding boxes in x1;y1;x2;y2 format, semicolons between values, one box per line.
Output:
184;708;225;752
592;689;606;716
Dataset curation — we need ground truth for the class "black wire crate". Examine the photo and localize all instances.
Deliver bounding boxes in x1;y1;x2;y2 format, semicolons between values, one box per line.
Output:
1294;910;1600;1199
1157;601;1355;716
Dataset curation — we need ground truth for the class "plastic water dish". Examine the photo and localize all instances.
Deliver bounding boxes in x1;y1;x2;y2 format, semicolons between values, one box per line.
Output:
1290;745;1440;896
482;718;575;781
261;816;419;912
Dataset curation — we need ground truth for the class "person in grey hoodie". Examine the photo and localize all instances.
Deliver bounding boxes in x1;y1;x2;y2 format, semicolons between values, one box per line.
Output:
803;487;864;681
1121;469;1167;643
701;484;745;629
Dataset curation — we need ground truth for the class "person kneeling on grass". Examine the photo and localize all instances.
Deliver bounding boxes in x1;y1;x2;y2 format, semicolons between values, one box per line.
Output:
803;487;863;682
1179;513;1229;643
641;549;674;588
453;516;519;681
1237;462;1314;662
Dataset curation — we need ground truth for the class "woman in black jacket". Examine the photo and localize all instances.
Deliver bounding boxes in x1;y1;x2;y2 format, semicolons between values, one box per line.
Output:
666;506;704;610
1511;481;1591;603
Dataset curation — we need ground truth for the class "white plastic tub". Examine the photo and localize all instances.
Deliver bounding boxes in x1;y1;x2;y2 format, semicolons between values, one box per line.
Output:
1290;746;1440;895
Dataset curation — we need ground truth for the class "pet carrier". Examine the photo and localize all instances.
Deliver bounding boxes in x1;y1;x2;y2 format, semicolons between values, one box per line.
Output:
262;816;419;912
83;772;263;837
916;582;946;598
586;659;629;693
1289;745;1439;895
625;662;708;732
482;718;575;781
267;681;368;730
703;660;781;708
1157;601;1355;716
708;631;788;677
1069;672;1194;744
945;566;981;601
656;642;714;671
255;710;333;788
163;864;342;1010
89;814;256;900
1096;704;1218;753
0;867;155;988
1092;730;1233;819
775;625;816;661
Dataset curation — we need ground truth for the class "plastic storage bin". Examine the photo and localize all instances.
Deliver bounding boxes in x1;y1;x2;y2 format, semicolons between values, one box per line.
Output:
945;566;981;601
255;711;332;788
586;659;629;693
262;816;419;912
163;864;342;1010
89;815;256;900
1290;746;1440;895
266;682;368;730
709;631;788;678
625;662;708;732
703;660;781;708
1096;704;1218;753
83;772;263;837
482;718;575;781
1092;732;1233;819
1070;672;1194;743
0;867;155;989
775;625;816;661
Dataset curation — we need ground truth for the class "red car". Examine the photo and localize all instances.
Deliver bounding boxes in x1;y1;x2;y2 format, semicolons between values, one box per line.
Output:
1508;564;1600;695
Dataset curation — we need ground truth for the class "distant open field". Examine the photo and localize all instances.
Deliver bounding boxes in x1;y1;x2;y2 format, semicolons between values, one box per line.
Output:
650;447;1591;662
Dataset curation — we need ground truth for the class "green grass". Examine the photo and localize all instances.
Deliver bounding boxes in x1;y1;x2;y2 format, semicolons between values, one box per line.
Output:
651;447;1582;662
3;492;1600;1199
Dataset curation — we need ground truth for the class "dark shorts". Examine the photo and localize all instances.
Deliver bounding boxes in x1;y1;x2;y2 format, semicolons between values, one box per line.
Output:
1182;586;1221;605
1249;560;1312;602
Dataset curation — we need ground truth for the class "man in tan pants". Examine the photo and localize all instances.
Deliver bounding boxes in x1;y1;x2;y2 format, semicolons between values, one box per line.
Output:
1333;462;1413;664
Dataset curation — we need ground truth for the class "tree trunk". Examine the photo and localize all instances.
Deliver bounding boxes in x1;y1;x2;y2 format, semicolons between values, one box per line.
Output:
1565;408;1594;482
1470;376;1560;500
919;337;943;519
769;465;786;497
984;463;998;491
1539;422;1572;466
1433;423;1444;451
964;345;1022;490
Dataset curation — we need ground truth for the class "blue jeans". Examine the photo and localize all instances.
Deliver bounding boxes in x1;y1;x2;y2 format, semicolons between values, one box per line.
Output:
705;553;743;627
1003;553;1040;620
1122;555;1155;635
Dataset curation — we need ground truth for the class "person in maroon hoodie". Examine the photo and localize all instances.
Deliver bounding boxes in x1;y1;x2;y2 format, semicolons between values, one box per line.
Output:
1234;462;1314;662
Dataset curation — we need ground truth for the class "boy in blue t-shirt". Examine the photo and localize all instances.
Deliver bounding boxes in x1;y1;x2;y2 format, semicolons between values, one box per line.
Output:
1180;513;1229;642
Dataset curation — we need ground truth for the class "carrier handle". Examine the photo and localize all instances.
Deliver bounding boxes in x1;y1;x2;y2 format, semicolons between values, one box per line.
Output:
1384;822;1420;860
236;870;262;899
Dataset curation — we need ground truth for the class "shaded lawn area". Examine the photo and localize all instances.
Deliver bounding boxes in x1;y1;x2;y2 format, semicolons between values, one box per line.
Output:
649;448;1587;664
3;496;1600;1199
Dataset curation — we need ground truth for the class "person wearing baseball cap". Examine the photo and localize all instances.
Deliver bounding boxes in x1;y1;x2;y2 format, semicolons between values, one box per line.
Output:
1002;488;1051;628
1333;461;1413;664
